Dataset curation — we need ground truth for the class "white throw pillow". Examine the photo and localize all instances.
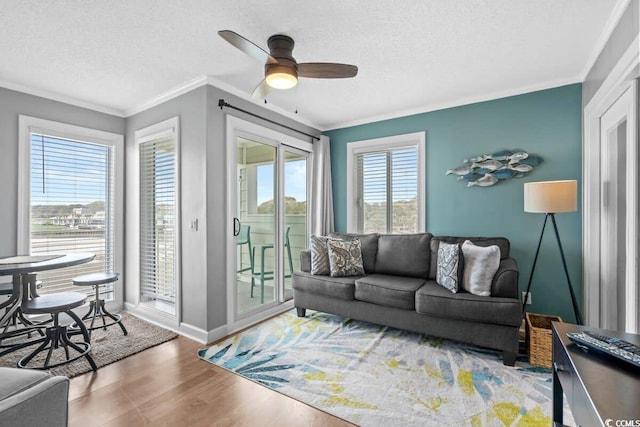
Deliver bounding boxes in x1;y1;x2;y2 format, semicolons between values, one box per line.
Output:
461;240;500;296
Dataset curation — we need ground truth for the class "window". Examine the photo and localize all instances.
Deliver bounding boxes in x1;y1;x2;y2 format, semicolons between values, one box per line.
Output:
137;118;179;315
347;132;425;233
18;116;123;296
255;163;275;213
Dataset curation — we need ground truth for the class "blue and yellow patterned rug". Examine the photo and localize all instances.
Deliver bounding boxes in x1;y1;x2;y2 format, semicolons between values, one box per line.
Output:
199;310;571;426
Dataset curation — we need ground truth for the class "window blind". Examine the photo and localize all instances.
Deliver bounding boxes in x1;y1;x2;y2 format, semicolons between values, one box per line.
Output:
139;135;176;304
30;133;115;295
355;147;418;233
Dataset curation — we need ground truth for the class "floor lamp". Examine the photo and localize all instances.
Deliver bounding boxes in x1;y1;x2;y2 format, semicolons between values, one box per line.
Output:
523;180;582;325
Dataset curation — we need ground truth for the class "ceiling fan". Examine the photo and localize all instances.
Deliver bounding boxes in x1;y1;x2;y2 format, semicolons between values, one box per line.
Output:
218;30;358;99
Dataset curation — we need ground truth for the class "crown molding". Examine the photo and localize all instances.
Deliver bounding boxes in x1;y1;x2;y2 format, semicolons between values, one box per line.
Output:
204;75;320;130
124;75;209;117
125;74;320;130
323;76;581;131
0;79;125;117
0;73;321;132
579;0;633;80
0;69;590;133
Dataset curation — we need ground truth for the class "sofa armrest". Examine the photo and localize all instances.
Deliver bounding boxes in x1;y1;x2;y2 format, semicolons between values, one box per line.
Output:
0;374;69;427
300;250;311;273
491;257;519;299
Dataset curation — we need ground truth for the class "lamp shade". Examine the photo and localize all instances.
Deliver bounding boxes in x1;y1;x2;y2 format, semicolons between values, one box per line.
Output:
524;180;577;213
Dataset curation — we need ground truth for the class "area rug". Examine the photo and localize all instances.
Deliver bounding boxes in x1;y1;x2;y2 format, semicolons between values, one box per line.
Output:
0;312;177;378
199;309;573;426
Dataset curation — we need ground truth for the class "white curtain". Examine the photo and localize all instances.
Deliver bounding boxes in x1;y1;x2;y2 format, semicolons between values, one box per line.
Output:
311;135;335;236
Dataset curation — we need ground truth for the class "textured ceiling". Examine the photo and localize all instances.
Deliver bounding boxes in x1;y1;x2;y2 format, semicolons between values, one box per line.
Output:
0;0;619;130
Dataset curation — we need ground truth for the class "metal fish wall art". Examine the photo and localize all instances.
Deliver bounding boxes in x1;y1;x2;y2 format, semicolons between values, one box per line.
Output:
448;150;543;187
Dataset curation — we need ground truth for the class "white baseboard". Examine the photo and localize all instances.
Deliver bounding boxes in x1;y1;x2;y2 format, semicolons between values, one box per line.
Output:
177;321;229;344
124;302;230;344
174;321;207;343
205;324;230;344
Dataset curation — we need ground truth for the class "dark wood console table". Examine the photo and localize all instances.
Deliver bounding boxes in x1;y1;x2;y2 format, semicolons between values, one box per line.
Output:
552;322;640;426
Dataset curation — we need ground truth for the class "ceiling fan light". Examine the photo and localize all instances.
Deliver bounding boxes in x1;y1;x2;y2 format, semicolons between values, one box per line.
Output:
265;66;298;89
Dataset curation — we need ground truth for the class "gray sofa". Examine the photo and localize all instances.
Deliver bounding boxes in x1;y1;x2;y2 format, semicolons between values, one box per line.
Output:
292;232;522;366
0;367;70;427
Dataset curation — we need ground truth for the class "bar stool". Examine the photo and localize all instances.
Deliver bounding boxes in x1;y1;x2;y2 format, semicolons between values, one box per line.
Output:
251;226;294;303
0;279;47;344
72;272;127;337
0;292;97;371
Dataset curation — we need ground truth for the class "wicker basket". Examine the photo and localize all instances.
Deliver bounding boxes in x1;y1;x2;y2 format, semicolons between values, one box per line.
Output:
525;312;562;368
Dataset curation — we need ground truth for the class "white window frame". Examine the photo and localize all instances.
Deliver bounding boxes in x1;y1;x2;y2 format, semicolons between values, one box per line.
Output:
346;132;426;233
17;115;124;306
133;117;181;322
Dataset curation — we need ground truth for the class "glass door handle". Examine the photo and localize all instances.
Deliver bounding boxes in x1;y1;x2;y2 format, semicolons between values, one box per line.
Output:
233;218;240;237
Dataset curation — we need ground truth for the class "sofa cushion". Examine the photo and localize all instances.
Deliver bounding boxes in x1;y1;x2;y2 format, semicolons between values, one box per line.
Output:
354;274;425;310
292;271;359;300
415;281;521;327
429;236;510;279
327;238;365;277
329;232;378;273
374;233;432;279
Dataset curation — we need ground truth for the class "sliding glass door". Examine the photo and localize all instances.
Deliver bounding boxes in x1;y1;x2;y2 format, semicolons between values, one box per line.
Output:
227;116;311;326
282;148;308;298
234;137;277;313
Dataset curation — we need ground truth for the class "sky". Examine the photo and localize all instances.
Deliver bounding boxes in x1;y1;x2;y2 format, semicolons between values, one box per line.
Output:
31;134;109;206
256;159;307;205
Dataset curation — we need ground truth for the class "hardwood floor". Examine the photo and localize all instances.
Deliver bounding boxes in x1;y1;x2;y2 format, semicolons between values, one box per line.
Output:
69;336;355;427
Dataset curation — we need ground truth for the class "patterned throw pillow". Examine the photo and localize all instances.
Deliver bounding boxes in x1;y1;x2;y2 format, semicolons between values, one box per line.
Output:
461;240;500;296
327;238;365;277
310;235;331;275
436;242;463;293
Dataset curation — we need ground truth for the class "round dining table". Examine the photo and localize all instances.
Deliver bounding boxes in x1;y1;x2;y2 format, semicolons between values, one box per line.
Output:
0;253;95;334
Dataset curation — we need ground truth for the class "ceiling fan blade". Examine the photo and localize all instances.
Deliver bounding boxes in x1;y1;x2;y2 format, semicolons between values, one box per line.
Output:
218;30;278;64
251;79;272;99
297;63;358;78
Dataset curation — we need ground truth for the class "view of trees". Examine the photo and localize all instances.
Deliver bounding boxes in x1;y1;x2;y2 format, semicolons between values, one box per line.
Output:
363;198;417;233
32;201;105;219
257;197;306;214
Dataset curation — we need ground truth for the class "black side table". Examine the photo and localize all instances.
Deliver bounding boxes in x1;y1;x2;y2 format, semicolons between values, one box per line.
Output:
552;322;640;426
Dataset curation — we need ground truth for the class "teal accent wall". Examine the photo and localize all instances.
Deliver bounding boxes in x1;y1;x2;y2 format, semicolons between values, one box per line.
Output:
325;84;583;321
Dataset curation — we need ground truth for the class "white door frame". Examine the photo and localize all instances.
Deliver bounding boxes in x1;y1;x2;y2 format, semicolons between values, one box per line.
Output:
583;35;639;331
280;144;312;301
225;115;312;334
599;83;637;331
